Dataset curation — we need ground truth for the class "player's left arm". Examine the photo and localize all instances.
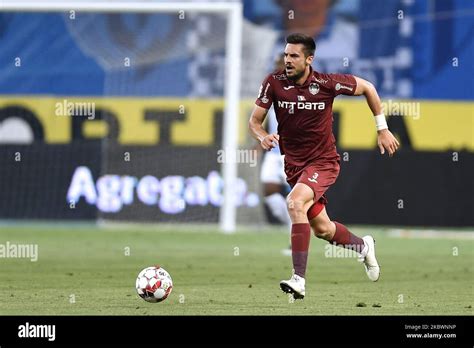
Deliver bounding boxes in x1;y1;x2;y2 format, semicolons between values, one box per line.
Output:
353;76;400;156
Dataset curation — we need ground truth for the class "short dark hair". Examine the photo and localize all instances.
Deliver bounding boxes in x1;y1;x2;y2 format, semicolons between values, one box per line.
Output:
286;33;316;57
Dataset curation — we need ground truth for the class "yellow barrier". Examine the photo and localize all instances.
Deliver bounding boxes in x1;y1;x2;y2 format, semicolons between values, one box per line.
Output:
0;96;472;151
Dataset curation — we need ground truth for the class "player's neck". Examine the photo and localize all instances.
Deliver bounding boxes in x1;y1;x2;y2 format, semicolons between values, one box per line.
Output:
295;66;311;86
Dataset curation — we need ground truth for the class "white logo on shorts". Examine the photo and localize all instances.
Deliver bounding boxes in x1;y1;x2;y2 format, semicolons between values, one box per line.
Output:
308;172;319;183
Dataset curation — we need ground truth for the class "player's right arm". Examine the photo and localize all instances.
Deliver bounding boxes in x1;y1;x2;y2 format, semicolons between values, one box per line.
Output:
249;75;279;151
248;105;279;151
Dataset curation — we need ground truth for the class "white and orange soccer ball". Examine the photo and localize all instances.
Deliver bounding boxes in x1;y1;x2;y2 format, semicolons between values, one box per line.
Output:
136;266;173;303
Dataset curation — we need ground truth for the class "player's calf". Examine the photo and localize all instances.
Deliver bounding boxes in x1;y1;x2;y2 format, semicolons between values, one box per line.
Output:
328;221;365;253
285;185;313;282
312;218;380;281
311;220;335;241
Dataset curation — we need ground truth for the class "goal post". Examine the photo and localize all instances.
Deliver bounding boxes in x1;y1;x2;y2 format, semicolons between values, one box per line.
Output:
1;1;242;233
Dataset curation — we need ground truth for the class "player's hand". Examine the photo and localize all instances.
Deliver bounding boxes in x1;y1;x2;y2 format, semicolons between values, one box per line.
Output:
260;133;279;151
377;129;400;157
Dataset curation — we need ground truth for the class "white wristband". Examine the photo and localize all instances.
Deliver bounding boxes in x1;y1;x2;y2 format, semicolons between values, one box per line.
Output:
374;114;388;131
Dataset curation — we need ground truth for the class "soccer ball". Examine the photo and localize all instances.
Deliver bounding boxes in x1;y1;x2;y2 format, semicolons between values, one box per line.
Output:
135;266;173;303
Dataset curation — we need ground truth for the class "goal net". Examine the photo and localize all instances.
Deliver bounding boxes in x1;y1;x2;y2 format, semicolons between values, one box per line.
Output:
0;1;278;232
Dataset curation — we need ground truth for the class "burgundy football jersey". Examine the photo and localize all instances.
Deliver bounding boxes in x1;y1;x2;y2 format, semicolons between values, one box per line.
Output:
255;66;357;166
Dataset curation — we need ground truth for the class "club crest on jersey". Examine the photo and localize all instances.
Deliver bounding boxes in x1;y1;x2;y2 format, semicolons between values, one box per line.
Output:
309;83;319;95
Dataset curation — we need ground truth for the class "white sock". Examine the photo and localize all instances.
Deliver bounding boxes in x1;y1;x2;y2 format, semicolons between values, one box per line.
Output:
264;193;291;228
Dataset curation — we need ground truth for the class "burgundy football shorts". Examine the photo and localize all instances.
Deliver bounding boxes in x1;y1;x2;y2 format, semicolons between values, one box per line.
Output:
284;160;340;220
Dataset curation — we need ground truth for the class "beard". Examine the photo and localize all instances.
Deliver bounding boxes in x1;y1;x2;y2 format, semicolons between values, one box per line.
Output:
286;68;305;81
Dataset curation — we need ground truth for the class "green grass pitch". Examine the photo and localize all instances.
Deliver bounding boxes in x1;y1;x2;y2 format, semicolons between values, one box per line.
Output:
0;224;472;315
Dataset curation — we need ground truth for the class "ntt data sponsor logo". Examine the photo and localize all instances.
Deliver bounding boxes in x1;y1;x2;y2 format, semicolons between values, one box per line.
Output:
67;166;259;214
0;242;38;262
278;100;325;110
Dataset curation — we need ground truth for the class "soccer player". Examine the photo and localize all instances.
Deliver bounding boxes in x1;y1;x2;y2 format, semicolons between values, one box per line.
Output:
249;33;399;299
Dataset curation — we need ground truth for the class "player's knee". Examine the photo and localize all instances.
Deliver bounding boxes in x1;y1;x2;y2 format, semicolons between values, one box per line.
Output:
313;221;333;240
286;196;305;219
